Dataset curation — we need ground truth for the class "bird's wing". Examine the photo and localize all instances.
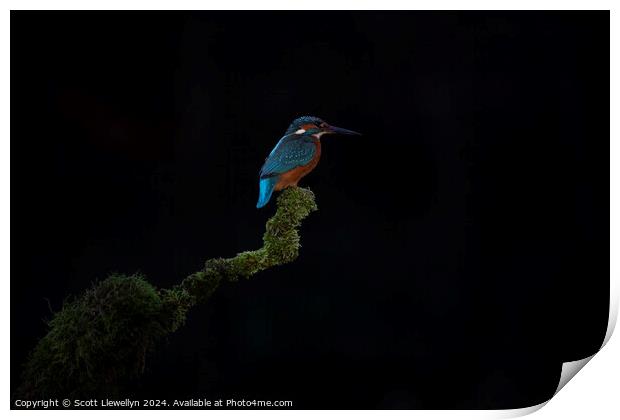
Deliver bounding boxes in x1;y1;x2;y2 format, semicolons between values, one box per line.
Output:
260;135;316;178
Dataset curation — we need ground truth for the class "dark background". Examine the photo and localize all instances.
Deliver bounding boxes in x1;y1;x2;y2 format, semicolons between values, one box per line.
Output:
11;11;609;409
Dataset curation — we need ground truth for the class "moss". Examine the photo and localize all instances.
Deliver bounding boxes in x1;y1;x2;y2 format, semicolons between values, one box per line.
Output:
18;187;317;399
180;187;317;297
159;286;194;332
18;274;171;399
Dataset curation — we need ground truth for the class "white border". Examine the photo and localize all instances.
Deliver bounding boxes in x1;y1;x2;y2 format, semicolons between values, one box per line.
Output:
1;0;617;10
3;2;617;418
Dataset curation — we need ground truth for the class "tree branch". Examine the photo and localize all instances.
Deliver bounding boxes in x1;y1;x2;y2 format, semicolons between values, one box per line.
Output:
17;187;317;399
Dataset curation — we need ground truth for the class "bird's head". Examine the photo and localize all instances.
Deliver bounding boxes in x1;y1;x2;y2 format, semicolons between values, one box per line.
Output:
285;116;361;138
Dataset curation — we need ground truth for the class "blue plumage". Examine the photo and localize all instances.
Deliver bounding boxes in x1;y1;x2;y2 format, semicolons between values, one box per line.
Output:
260;135;317;178
256;134;317;208
284;116;324;134
257;116;360;208
257;177;278;209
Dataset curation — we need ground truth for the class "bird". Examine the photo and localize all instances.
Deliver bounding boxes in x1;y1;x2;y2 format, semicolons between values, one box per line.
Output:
257;116;361;208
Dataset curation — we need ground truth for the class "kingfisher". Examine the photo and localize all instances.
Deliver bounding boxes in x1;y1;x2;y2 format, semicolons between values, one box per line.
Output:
257;116;361;208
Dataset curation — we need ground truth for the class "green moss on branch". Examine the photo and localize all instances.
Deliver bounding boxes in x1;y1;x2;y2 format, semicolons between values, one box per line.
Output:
17;187;317;399
181;186;317;293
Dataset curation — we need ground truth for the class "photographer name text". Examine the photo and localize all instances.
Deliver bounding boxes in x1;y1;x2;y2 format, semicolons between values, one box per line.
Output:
14;398;293;409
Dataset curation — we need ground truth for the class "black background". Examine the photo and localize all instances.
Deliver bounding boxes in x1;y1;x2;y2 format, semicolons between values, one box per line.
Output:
11;11;609;409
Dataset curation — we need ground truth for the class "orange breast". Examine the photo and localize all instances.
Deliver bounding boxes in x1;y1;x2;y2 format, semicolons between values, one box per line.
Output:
274;141;321;191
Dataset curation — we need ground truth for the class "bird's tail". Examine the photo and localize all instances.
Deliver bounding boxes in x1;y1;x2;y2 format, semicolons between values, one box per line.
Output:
257;177;278;208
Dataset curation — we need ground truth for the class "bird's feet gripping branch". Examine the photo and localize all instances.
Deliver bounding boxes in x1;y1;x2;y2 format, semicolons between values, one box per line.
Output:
257;116;361;208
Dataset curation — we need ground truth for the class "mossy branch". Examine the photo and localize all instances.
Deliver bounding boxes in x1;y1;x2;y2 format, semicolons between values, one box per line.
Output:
17;187;317;399
181;186;317;302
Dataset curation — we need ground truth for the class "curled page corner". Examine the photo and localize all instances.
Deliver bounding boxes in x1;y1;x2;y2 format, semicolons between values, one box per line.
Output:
490;355;599;419
554;355;595;396
492;290;618;419
553;284;618;396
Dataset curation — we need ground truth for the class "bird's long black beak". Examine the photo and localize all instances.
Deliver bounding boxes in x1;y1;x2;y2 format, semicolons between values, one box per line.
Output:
328;125;362;136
